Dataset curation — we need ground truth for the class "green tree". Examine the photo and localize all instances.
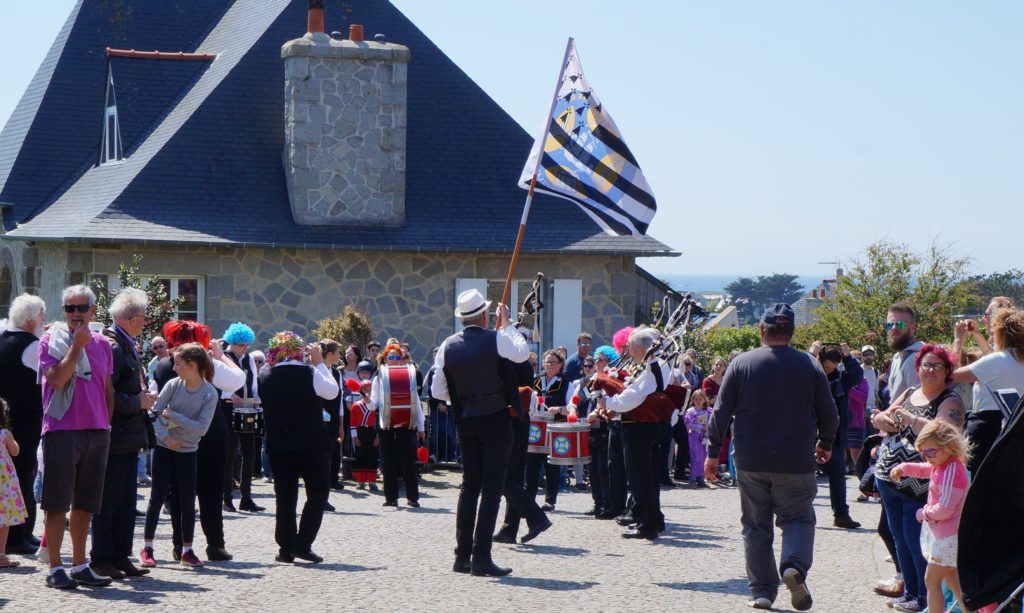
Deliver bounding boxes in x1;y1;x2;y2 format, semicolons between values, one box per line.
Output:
810;240;973;354
92;254;185;358
726;274;805;323
724;277;757;321
964;270;1024;314
312;305;375;350
687;325;763;371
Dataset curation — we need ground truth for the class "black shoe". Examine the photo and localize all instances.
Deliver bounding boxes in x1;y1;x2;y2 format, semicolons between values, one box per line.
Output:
492;532;516;544
172;548;182;562
135;509;146;517
369;483;379;492
112;559;150;576
584;506;599;516
239;499;265;513
660;480;675;489
540;502;555;512
833;515;861;529
615;515;637;527
382;500;398;507
45;568;79;589
223;501;237;513
595;509;618;520
520;519;553;544
71;566;113;587
782;567;813;611
292;550;323;564
575;483;589;491
452;557;471;574
331;481;345;491
324;502;336;512
206;548;233;561
6;541;38;555
621;527;658;540
27;535;41;547
275;553;294;564
407;500;420;508
471;561;512;577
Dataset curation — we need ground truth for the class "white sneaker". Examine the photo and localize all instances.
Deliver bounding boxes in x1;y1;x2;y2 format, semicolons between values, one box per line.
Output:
747;596;772;609
36;545;48;563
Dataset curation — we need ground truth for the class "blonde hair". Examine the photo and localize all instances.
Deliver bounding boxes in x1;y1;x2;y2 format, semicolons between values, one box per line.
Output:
689;389;708;408
915;419;971;464
992;308;1024;362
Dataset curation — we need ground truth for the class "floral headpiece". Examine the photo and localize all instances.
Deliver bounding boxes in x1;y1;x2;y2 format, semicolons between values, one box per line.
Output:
267;331;304;366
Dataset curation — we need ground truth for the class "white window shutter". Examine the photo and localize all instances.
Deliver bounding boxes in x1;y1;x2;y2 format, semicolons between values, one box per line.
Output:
454;278;487;332
553;279;582;351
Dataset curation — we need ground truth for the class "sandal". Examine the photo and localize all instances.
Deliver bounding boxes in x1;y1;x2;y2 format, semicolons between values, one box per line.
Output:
0;555;21;568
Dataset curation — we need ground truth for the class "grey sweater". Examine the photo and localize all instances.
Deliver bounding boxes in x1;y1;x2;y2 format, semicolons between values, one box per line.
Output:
152;377;219;453
708;345;840;474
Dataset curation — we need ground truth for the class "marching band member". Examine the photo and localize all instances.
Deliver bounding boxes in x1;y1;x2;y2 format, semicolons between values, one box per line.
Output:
569;355;609;516
220;323;263;514
348;380;379;491
370;344;425;508
527;350;569;512
592;345;627;520
431;290;529;578
598;327;675;540
258;332;338;564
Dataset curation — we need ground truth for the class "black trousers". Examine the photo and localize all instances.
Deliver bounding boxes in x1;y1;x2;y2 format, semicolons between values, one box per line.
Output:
145;447;198;543
607;421;627;514
455;410;513;562
171;414;227;550
327;412;342;484
965;410;1002;473
90;451;139;564
499;416;549;536
621;422;666;532
269;449;329;556
525;453;560;505
589;427;610;511
671;420;690;478
379;429;418;503
224;404;256;503
8;422;40;547
655;424;674;484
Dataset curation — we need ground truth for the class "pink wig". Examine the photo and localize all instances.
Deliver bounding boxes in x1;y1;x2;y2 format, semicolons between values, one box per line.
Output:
612;326;634;355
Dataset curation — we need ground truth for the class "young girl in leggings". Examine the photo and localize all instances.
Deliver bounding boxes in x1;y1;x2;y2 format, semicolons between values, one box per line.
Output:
140;343;219;568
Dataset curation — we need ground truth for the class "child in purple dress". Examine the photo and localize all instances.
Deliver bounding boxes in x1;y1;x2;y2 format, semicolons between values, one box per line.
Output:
683;390;713;488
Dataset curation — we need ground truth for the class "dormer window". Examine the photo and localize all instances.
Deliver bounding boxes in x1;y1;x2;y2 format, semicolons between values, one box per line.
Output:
100;66;123;165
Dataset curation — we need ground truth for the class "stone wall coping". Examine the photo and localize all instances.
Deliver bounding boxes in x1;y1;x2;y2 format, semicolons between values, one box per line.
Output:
282;36;410;62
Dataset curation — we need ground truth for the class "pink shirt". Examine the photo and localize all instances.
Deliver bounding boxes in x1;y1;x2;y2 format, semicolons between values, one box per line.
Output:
897;457;969;539
39;330;113;434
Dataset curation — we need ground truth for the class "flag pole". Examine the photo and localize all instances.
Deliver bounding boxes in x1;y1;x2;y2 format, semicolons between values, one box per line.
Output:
500;37;576;310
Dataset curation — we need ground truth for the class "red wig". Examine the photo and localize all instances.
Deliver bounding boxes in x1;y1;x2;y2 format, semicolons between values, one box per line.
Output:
914;343;954;383
163;320;212;350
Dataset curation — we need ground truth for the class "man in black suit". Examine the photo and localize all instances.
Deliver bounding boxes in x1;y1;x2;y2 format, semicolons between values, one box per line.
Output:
431;290;529;577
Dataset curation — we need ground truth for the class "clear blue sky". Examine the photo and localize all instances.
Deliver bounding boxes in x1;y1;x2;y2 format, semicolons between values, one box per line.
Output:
2;1;1021;278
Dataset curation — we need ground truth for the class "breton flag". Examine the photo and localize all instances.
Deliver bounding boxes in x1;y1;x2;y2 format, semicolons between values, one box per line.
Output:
518;38;657;237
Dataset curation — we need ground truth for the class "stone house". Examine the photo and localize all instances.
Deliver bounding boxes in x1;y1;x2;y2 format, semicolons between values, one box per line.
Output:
0;0;675;364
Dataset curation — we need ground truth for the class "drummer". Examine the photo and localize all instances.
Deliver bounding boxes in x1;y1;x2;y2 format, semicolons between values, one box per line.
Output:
220;322;264;514
592;345;627;520
370;344;425;508
527;350;570;512
568;355;610;517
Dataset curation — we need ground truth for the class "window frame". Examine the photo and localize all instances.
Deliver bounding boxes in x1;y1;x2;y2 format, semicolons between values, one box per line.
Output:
100;65;123;166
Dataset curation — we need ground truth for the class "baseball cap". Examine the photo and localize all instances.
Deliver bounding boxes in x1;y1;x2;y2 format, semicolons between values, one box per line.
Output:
761;303;795;325
861;345;876;354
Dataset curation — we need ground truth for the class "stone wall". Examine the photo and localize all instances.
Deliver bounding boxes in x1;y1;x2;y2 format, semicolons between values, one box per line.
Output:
2;239;635;369
282;35;409;226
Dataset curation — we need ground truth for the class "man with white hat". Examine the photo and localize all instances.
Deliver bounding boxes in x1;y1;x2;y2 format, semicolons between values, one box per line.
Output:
860;345;878;415
431;289;529;577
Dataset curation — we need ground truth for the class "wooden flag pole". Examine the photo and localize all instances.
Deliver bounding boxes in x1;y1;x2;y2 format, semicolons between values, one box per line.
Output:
499;37;575;313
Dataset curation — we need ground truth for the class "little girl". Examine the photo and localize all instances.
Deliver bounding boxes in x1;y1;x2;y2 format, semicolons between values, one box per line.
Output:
140;343;219;569
349;379;380;491
683;390;713;488
890;419;971;613
0;398;27;569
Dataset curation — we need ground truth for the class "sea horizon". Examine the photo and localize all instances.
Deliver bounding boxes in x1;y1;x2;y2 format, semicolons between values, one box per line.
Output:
653;273;825;296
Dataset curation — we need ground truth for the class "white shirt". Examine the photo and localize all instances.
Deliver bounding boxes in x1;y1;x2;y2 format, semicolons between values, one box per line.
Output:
604;360;674;414
430;324;529;403
4;323;40;372
212;359;246;393
862;366;878;411
968;349;1024;414
369;372;425;432
272;360;340;400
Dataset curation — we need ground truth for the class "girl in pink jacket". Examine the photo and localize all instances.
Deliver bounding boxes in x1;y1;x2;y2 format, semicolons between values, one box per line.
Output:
891;419;971;613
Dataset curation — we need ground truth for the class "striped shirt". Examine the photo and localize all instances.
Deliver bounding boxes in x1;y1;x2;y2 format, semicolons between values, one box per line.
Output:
897;457;969;539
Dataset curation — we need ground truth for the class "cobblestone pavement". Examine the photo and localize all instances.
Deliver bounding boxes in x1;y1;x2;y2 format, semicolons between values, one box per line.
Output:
2;470;893;612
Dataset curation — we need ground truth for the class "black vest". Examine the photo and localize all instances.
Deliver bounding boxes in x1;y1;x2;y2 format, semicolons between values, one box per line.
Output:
442;326;507;422
322;366;342;420
0;330;42;428
258;365;327;455
227;351;256;399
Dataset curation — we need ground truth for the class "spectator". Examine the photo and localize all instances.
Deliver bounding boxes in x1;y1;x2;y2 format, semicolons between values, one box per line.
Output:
563;333;592;383
860;345;879;414
886;303;924;400
38;285;116;589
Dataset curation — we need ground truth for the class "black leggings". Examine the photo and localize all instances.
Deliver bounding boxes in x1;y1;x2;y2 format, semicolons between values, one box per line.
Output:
146;446;198;543
877;506;901;575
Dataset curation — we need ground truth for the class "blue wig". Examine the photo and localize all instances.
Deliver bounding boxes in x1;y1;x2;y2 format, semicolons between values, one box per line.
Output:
593;345;620;363
223;322;256;346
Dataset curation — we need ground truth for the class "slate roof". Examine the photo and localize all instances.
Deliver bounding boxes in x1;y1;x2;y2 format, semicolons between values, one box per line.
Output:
0;0;677;257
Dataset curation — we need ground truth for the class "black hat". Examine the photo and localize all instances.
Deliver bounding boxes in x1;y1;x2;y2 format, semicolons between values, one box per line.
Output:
356;360;375;372
761;303;795;325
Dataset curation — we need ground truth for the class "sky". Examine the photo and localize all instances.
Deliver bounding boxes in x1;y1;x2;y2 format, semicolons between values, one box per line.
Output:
1;1;1021;278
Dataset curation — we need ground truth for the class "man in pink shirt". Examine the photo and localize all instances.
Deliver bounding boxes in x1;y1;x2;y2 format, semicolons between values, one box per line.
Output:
38;285;115;589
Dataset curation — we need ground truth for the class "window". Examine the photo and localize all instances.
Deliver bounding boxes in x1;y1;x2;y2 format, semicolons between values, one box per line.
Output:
158;277;203;321
100;66;123;165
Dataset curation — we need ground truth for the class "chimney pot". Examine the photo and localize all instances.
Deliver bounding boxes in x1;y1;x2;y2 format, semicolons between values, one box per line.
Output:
349;24;364;42
374;33;386;43
307;1;324;34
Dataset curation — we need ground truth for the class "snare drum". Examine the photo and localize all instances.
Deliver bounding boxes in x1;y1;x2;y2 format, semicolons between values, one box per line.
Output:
231;400;264;436
546;422;591;466
527;412;554;454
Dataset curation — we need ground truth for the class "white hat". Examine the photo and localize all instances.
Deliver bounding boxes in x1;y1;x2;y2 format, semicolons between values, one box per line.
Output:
454;289;491;319
861;345;876;354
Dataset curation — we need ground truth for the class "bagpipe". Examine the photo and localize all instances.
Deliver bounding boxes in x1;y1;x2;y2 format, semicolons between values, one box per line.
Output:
515;272;545;328
579;293;707;423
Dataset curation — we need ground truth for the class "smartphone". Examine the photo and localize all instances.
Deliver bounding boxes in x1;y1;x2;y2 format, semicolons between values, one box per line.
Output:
994;388;1021;421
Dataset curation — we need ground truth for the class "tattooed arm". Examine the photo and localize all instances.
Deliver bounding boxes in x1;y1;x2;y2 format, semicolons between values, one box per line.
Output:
900;395;966;434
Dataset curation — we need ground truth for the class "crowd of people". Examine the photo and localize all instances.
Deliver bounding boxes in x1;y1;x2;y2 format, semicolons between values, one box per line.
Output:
0;282;1020;611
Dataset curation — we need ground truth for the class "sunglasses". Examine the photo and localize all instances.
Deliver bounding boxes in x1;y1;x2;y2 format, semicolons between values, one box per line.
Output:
62;304;91;313
386;355;402;361
583;363;595;369
920;447;942;459
884;321;907;331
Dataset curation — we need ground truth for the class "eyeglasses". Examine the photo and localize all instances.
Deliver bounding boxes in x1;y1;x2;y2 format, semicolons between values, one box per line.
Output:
583;363;595;369
884;321;907;331
62;304;91;313
542;361;560;366
920;363;947;372
920;447;941;459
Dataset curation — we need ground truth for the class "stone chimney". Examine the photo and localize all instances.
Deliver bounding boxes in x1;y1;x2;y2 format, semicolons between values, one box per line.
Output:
282;5;409;226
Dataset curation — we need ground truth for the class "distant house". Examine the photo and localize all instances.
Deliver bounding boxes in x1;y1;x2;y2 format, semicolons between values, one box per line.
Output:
0;0;676;361
793;270;842;326
702;305;740;331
